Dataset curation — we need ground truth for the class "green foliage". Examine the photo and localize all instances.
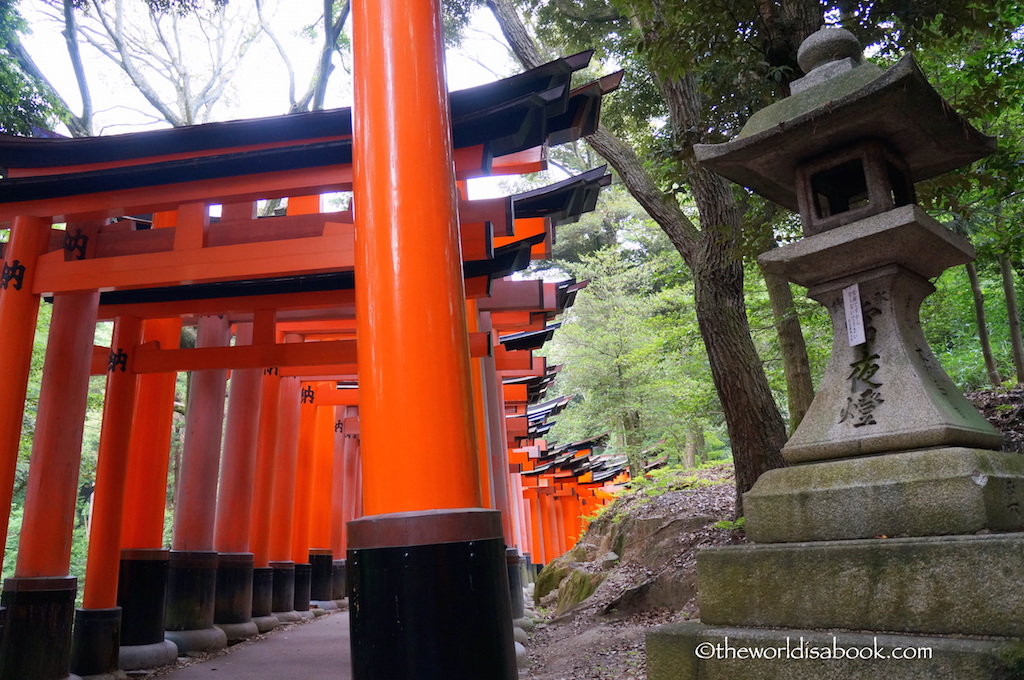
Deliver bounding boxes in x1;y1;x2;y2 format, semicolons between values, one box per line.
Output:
713;516;745;532
0;2;65;135
543;208;723;472
627;465;722;499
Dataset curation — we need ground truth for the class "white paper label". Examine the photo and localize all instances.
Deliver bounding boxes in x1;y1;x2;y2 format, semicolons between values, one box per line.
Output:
843;284;866;346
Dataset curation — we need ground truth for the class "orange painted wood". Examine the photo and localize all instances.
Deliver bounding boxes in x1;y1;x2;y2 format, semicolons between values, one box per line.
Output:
494;343;532;371
16;290;99;577
290;383;319;564
0;146;488;222
132;337;358;373
83;315;143;609
268;369;302;561
0;164;356;222
171;315;231;552
502;383;528;404
174;202;210;251
338;412;361;552
467;301;493;510
353;0;482;514
459;196;513;237
287;195;321;216
308;403;336;552
315;389;360;407
329;408;347;555
32;222;355;295
0;216;51;575
214;323;263;554
477;279;543;312
498;355;548;379
120;317;181;549
249;370;282;568
490;147;546;176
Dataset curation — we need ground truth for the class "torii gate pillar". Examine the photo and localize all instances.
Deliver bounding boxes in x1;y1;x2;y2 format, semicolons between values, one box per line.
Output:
348;0;516;677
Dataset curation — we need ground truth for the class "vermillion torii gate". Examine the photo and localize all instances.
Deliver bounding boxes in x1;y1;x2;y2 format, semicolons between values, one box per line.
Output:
0;5;618;677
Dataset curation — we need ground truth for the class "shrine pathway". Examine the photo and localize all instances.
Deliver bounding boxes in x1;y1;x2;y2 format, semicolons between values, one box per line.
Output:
160;612;352;679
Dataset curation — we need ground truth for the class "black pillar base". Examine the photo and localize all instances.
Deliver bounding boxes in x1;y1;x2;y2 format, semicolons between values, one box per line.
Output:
331;560;347;601
309;551;333;602
70;607;120;677
0;576;77;680
347;509;517;680
506;548;525;620
118;549;169;646
293;563;312;612
270;561;297;620
214;553;254;624
251;567;274;617
165;550;218;631
164;551;226;654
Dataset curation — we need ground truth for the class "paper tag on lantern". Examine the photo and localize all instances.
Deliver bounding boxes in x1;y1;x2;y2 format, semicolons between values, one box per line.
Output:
843;284;866;347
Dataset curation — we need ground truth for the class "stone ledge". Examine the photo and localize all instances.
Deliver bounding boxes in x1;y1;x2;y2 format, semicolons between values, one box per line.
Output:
647;621;1024;680
698;533;1024;637
744;447;1024;542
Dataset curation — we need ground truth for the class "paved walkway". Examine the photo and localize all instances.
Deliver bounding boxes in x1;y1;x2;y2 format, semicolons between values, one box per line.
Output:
161;613;352;679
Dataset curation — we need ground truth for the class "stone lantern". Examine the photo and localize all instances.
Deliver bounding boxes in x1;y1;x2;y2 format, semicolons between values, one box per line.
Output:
647;27;1024;679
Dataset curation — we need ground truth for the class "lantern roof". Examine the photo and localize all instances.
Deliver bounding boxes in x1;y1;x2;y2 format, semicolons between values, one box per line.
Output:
694;28;995;211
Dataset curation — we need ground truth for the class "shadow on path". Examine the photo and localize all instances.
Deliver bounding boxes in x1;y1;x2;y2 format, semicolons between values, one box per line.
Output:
157;613;352;679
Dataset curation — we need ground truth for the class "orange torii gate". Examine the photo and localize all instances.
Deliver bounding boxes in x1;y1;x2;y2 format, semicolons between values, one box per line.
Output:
0;9;618;678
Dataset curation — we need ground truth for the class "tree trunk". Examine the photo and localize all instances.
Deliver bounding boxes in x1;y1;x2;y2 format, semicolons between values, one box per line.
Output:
999;253;1024;384
760;260;815;432
689;183;788;516
966;262;1002;387
486;0;790;517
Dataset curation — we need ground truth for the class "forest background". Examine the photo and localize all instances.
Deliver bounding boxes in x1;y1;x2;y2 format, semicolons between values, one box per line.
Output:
0;0;1021;590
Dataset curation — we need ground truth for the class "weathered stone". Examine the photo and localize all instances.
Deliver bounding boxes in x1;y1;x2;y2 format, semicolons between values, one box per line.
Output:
647;621;1024;680
513;626;528;645
600;552;619;570
697;533;1024;637
744;447;1024;542
777;265;1001;463
757;205;974;287
555;571;604;616
533;563;570;606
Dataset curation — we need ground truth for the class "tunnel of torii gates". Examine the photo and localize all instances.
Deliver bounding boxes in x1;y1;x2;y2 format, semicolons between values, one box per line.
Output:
0;18;630;679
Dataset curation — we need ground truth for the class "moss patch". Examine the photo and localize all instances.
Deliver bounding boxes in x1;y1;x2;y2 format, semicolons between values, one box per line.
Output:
534;563;570;606
555;570;605;615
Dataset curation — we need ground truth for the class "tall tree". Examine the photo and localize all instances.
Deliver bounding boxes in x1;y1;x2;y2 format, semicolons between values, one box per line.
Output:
0;1;66;134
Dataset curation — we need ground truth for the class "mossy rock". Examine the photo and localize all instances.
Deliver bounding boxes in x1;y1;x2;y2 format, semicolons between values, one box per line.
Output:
534;563;570;606
555;570;605;615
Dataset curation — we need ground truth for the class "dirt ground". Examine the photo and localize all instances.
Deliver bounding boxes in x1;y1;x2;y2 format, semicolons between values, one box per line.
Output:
521;463;739;680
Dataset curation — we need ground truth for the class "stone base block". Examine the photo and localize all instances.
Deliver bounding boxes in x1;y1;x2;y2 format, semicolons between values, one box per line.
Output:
699;533;1024;637
272;611;301;623
647;621;1024;680
164;627;226;656
745;447;1024;542
250;615;280;633
214;621;259;643
295;610;315;621
311;600;339;611
118;641;178;671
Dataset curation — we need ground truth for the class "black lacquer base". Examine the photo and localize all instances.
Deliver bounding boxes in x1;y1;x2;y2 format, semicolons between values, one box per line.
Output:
70;607;120;677
252;567;274;618
214;553;254;624
331;560;346;601
270;561;295;614
506;548;525;620
118;549;169;646
165;550;218;631
347;509;516;680
0;576;77;680
293;563;312;612
309;551;334;601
